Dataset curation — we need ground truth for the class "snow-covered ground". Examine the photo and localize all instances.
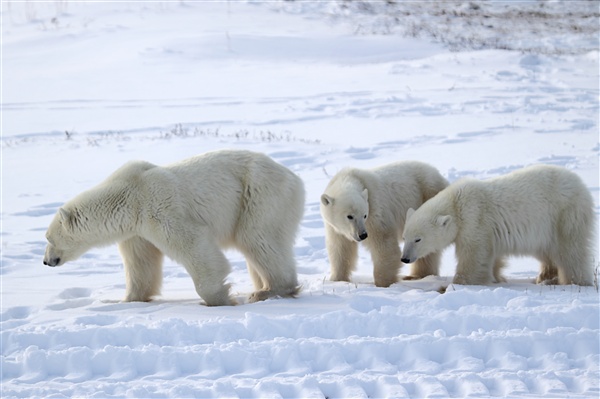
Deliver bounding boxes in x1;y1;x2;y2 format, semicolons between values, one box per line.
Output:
2;1;599;398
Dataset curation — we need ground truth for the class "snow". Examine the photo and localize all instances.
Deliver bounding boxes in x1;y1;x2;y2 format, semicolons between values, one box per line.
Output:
1;1;599;398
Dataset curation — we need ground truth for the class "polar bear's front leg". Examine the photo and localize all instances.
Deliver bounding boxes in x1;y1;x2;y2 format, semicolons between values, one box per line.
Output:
405;250;441;280
453;241;494;285
118;236;164;302
325;224;358;282
367;234;400;287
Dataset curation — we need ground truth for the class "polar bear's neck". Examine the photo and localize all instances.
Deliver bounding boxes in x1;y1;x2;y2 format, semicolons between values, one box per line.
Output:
70;182;139;245
340;170;378;193
423;187;455;217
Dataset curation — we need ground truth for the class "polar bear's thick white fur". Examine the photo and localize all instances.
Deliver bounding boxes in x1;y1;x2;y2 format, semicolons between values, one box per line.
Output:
402;164;595;286
320;161;449;287
43;150;305;306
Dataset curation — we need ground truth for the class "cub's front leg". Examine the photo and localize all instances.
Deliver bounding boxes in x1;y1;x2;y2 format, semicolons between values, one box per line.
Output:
366;233;401;287
325;224;358;282
453;241;495;285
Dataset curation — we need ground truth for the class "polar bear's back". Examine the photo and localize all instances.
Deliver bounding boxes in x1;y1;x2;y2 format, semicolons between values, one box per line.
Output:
372;161;448;198
486;164;592;210
371;161;449;225
456;164;594;255
165;149;303;202
150;150;304;244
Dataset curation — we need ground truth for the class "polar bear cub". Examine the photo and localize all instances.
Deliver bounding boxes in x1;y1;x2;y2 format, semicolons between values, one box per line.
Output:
320;161;449;287
402;164;596;286
43;150;305;306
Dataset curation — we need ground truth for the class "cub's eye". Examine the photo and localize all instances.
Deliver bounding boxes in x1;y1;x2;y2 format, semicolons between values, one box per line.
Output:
415;238;422;243
347;215;354;220
363;215;367;219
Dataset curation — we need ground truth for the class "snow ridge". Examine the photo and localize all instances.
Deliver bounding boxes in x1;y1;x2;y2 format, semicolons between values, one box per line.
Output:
3;282;599;398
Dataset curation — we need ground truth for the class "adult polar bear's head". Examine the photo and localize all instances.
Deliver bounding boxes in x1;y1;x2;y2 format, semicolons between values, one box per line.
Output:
43;207;93;267
320;187;369;242
401;207;458;264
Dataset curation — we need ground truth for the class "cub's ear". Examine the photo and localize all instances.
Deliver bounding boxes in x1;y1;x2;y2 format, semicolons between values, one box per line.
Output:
361;188;368;201
406;208;415;221
436;215;452;227
321;194;334;206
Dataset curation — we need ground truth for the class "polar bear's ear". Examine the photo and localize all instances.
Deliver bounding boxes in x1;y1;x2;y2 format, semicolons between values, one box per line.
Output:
436;215;452;227
59;207;71;222
406;208;415;221
59;208;75;230
321;194;334;206
361;189;368;201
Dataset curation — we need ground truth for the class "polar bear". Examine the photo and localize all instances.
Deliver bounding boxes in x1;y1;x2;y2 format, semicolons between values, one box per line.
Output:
401;164;596;286
43;150;305;306
320;161;449;287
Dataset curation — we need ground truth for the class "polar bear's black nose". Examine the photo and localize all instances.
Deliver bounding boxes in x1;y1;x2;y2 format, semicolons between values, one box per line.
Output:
401;258;411;264
359;232;368;241
43;258;60;267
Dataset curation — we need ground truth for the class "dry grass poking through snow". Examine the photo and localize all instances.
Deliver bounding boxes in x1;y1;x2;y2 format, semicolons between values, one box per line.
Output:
307;0;600;55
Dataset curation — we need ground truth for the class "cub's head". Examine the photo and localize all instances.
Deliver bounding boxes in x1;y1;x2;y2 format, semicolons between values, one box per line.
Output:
320;188;369;242
43;208;88;267
401;207;457;264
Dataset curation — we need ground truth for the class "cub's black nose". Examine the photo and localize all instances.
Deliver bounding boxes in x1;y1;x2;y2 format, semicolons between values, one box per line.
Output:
401;258;411;264
359;232;368;241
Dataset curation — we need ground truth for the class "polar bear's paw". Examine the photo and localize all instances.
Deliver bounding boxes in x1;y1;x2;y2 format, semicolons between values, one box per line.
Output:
248;286;301;303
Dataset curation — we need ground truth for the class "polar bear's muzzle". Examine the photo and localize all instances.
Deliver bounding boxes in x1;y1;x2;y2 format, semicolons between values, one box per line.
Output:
401;243;416;264
43;256;61;267
352;219;368;242
43;244;65;267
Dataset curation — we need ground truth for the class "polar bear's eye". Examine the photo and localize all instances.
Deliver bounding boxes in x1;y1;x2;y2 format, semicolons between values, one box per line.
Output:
347;215;354;220
363;215;367;219
415;238;421;243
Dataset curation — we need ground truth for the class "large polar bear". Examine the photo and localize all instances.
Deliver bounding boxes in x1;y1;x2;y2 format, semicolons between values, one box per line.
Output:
401;164;595;286
43;150;305;306
320;161;449;287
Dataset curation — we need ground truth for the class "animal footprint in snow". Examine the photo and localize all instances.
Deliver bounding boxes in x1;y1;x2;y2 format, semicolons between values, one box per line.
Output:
46;287;94;310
